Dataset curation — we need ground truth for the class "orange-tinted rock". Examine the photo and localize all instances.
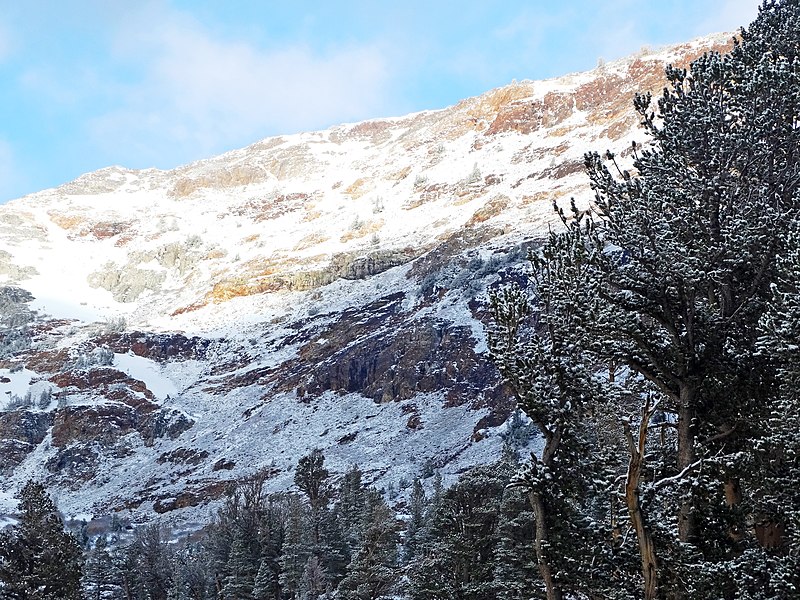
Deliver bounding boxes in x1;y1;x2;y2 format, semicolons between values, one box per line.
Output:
536;159;586;181
152;481;230;514
485;92;573;136
575;74;626;112
89;221;131;240
466;195;510;227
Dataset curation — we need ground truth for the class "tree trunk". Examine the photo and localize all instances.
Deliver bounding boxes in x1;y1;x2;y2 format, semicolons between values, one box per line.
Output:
627;448;659;598
677;388;696;543
622;405;659;600
528;491;563;600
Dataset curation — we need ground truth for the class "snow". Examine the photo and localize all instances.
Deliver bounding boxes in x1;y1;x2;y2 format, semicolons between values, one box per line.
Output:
114;353;179;399
0;368;38;409
70;512;94;522
0;488;17;517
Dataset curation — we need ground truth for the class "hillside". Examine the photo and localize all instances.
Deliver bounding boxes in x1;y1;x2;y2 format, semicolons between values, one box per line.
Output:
0;33;733;529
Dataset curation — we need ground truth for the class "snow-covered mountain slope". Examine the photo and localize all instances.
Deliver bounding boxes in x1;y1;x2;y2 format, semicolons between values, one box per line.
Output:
0;34;732;528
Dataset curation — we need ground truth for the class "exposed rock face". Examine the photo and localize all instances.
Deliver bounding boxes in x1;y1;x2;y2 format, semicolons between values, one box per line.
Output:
485;91;574;136
88;264;167;303
92;331;210;361
52;404;140;448
0;287;35;327
190;248;422;310
277;295;505;409
0;410;53;474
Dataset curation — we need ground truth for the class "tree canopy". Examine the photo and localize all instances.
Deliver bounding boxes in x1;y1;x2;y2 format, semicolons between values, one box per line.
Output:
490;0;800;598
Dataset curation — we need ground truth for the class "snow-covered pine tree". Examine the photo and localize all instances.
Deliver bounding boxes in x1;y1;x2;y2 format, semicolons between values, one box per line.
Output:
278;493;311;600
334;464;369;558
489;257;634;599
299;555;327;600
336;495;401;600
83;534;126;600
585;0;799;593
125;524;174;600
251;494;287;600
170;541;215;600
294;449;331;520
490;0;800;597
406;462;513;600
402;477;427;563
252;553;277;600
492;479;539;600
0;480;84;600
294;449;349;587
222;531;258;599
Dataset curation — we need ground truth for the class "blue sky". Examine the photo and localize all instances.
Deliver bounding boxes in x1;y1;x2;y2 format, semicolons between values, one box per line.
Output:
0;0;760;202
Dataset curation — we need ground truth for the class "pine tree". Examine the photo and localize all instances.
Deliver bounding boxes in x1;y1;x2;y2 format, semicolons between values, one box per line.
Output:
336;495;401;600
490;270;631;599
334;464;368;557
402;478;426;563
222;531;257;600
407;462;513;600
125;524;174;600
178;541;216;600
0;480;84;600
299;555;327;600
252;555;277;600
294;449;331;518
251;494;286;600
278;494;311;600
293;449;348;586
492;470;540;600
83;535;126;600
491;1;800;597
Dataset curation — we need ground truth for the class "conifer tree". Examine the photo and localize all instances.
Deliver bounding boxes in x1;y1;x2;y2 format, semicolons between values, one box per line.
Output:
252;555;277;600
492;481;539;600
294;449;348;586
490;266;632;599
334;464;368;557
251;494;286;600
223;531;257;599
125;524;174;600
491;1;800;597
278;494;311;600
299;555;327;600
407;462;512;600
336;495;401;600
402;478;427;563
0;480;84;600
83;535;125;600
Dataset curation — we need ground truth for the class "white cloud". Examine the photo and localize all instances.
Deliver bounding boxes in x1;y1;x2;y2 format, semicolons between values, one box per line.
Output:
87;5;393;168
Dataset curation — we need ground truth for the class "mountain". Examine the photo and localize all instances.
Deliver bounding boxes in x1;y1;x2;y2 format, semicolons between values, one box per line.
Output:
0;34;732;530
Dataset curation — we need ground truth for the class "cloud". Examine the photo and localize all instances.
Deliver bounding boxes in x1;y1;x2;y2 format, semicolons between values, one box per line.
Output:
86;5;393;168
